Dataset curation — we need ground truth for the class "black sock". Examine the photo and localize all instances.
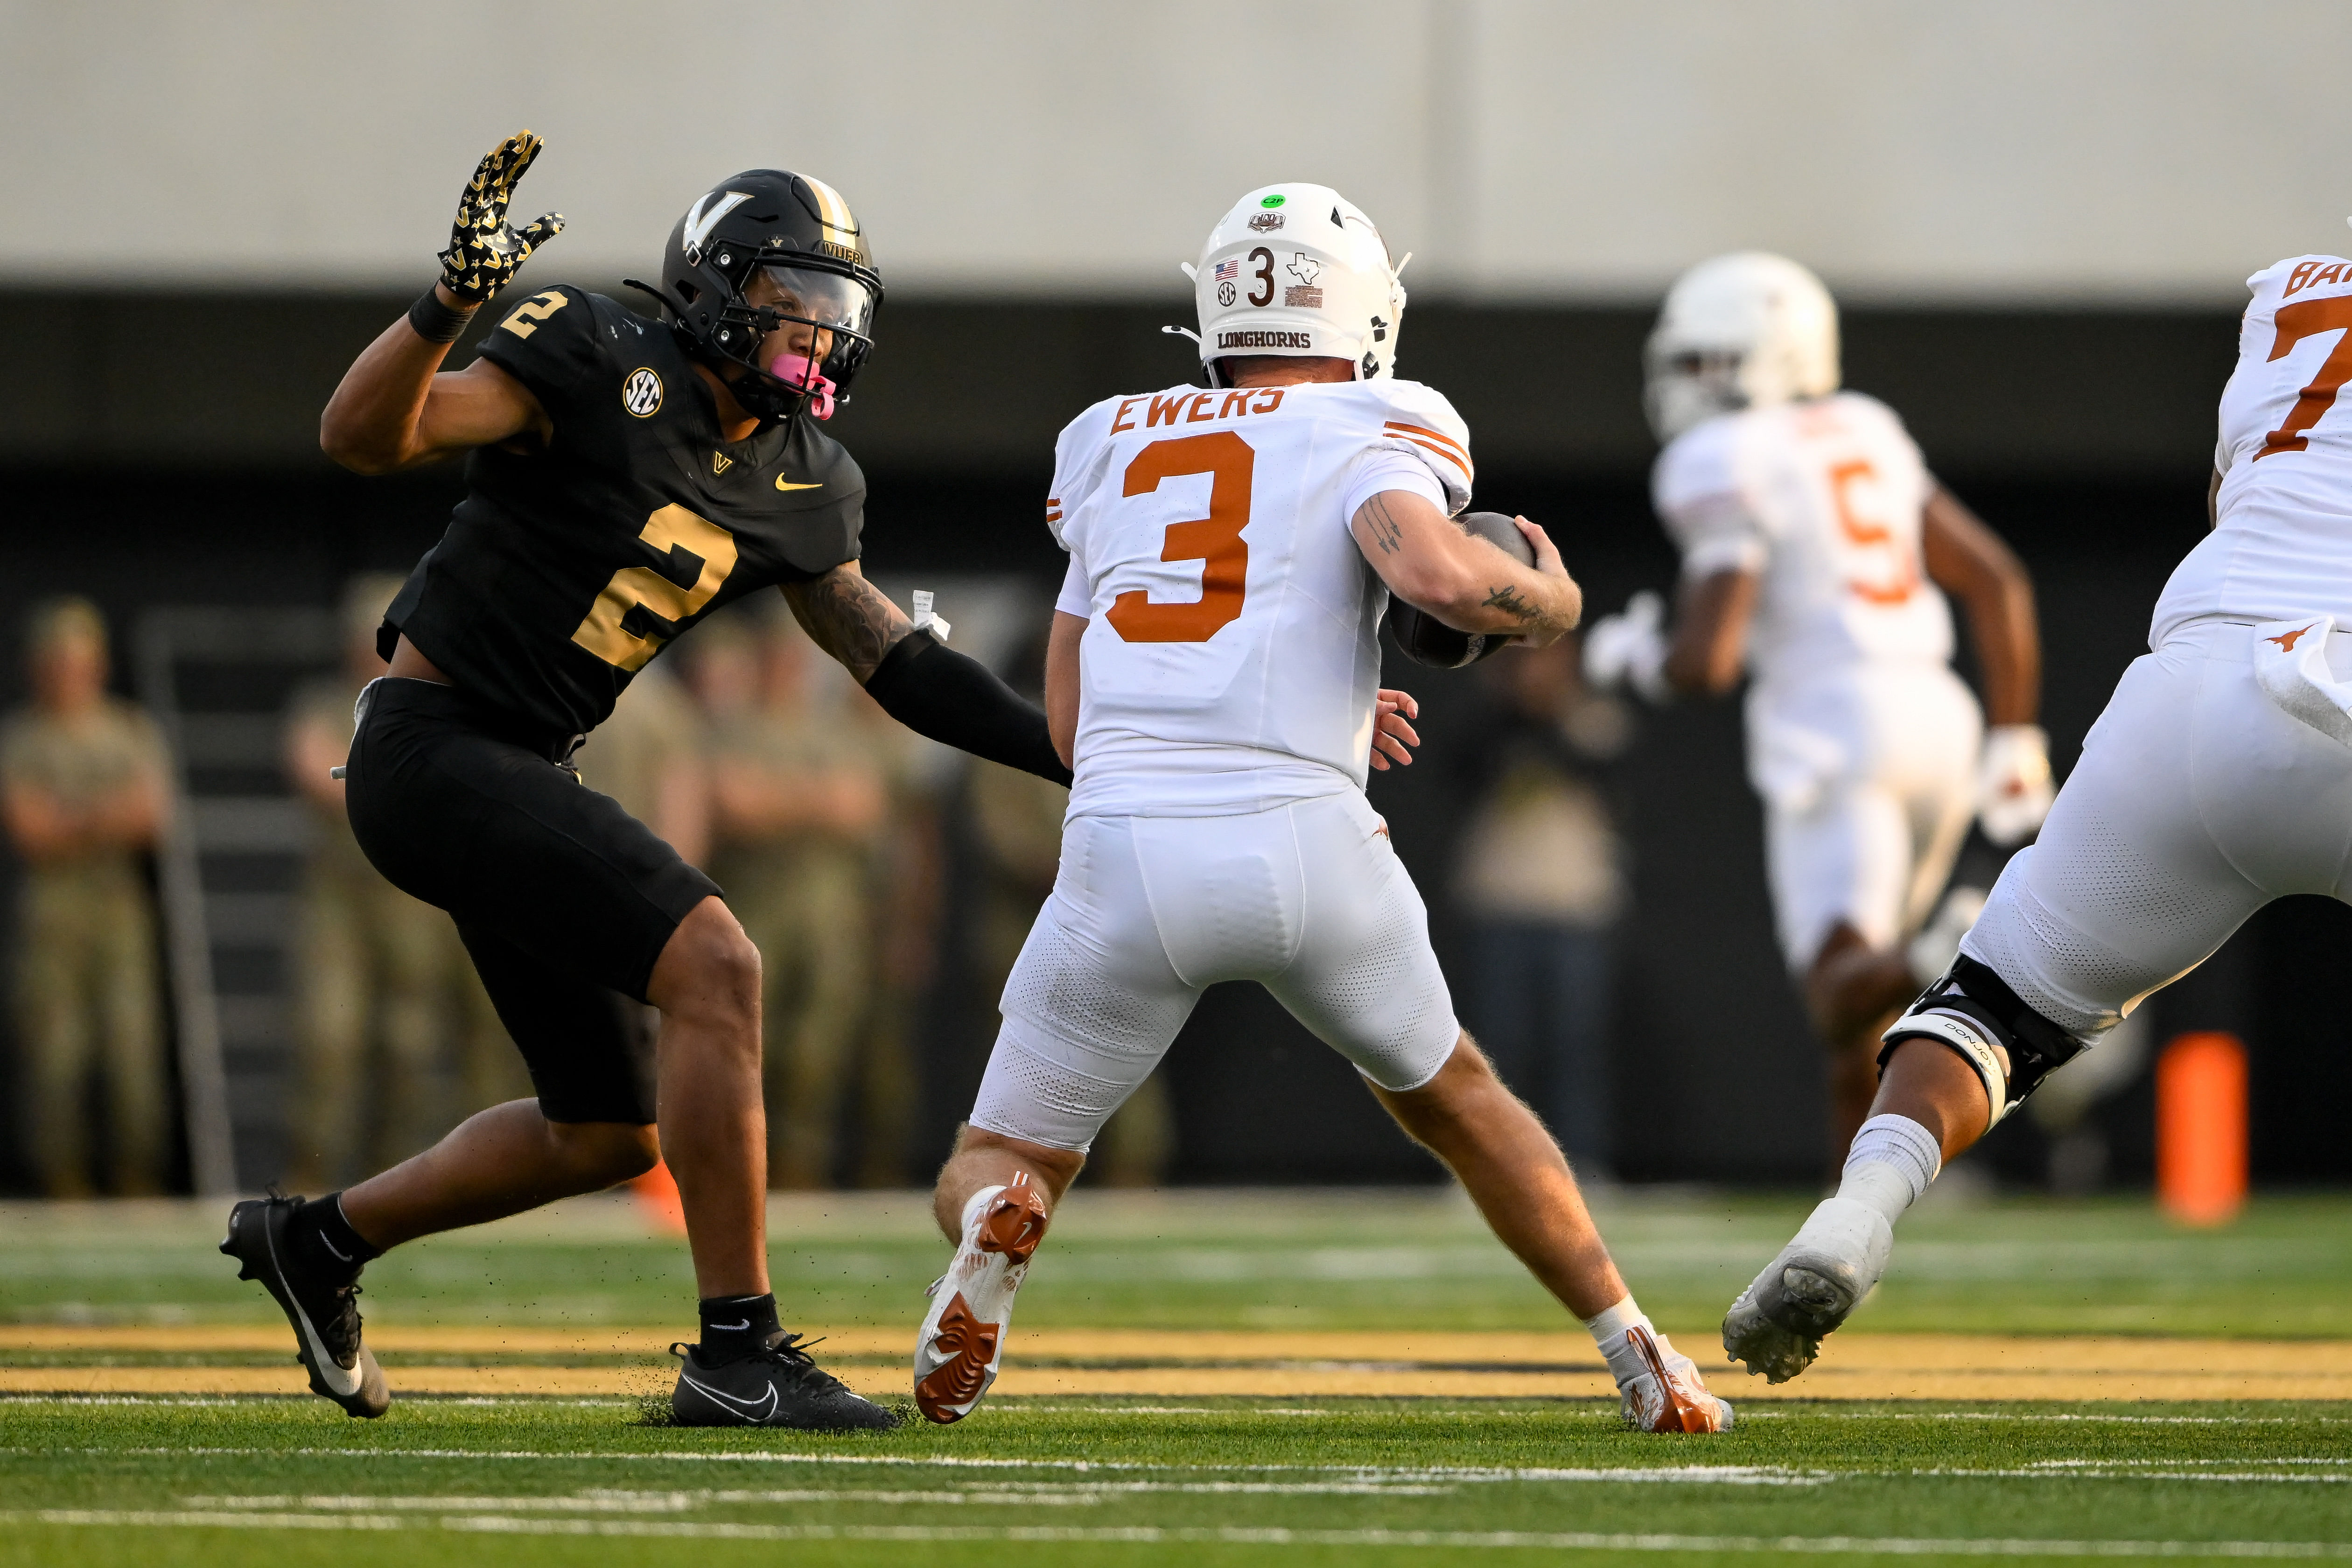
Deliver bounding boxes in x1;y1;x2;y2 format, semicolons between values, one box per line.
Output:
290;1192;381;1278
698;1293;781;1364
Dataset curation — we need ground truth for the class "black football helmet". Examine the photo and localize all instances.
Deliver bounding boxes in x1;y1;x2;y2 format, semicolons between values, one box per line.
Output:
629;169;883;424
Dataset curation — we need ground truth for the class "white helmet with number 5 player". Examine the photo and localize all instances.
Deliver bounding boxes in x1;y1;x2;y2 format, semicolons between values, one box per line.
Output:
1181;183;1408;384
1643;251;1841;442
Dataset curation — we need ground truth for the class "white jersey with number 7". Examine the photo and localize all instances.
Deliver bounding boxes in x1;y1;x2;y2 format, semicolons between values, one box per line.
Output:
1049;377;1474;820
2153;253;2352;647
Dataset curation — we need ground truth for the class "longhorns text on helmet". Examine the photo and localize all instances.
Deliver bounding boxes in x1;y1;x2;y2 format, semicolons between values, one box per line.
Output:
1183;184;1411;386
1643;252;1841;442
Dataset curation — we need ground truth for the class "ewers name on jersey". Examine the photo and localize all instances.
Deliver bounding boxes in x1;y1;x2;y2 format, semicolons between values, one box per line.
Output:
2152;255;2352;648
1049;378;1473;818
385;284;867;739
1652;390;1953;691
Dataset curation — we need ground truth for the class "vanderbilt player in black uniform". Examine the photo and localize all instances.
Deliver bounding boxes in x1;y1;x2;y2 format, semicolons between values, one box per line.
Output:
219;133;1069;1429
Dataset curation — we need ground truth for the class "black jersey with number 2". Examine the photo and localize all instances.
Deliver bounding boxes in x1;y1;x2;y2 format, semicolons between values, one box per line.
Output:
384;284;866;737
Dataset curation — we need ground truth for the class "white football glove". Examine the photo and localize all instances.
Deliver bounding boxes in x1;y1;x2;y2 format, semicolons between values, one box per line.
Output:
1977;723;2055;846
1582;590;1671;704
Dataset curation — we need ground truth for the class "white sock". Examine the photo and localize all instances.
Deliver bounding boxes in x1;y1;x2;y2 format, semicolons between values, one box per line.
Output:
1838;1114;1943;1228
1583;1294;1675;1386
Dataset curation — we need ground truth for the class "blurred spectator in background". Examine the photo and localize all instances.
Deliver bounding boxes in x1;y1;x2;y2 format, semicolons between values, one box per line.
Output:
962;627;1172;1186
2;598;171;1196
843;677;938;1189
284;576;519;1189
1451;634;1633;1180
692;607;897;1189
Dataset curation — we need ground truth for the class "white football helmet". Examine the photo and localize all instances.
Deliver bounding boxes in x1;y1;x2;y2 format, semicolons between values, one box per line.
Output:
1182;184;1407;384
1643;252;1840;442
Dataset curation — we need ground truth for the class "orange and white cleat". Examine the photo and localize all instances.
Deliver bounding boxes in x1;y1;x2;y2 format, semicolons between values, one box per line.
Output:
913;1173;1050;1424
1617;1324;1735;1433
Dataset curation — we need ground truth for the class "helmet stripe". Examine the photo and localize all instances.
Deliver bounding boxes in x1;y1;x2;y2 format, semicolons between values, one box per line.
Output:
802;175;856;237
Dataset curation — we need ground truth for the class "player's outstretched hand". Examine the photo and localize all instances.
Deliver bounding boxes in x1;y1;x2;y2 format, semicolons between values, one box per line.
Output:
1976;723;2055;846
1584;590;1671;703
439;130;564;304
1369;687;1420;771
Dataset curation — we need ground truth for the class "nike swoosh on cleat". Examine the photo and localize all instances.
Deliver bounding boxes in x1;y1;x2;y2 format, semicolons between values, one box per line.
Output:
775;478;824;492
679;1371;778;1423
710;1319;751;1331
264;1218;362;1398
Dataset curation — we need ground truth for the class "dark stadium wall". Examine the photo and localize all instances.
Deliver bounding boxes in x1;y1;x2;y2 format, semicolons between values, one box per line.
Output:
4;291;2342;1191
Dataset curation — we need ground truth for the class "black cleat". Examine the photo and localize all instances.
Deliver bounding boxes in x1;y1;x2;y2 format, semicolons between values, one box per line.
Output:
220;1194;389;1419
670;1332;898;1430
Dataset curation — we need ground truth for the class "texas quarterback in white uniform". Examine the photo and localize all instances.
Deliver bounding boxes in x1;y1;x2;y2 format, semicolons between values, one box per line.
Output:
1723;244;2352;1384
1584;253;2049;1159
910;184;1732;1435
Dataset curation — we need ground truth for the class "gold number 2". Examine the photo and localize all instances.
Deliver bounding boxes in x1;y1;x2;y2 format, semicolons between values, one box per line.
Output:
571;504;740;671
499;290;571;339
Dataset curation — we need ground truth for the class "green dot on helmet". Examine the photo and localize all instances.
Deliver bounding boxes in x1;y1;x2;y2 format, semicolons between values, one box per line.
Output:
1260;195;1285;209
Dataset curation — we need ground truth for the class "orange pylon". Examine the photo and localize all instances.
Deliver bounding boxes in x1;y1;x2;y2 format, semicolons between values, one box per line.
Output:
630;1158;688;1233
2156;1031;2247;1226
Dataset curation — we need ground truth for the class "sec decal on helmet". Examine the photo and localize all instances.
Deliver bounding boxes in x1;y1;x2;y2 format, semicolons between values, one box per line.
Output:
1180;184;1409;386
1643;252;1839;442
628;169;884;425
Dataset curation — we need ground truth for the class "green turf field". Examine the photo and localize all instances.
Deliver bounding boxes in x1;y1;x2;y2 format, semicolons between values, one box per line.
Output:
2;1189;2349;1565
5;1396;2347;1565
6;1186;2351;1338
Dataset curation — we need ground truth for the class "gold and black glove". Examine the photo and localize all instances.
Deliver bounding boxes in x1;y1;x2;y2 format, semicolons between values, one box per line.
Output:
437;130;563;304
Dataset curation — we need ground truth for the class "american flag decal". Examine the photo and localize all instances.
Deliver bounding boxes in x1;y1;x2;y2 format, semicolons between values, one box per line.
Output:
1212;259;1240;282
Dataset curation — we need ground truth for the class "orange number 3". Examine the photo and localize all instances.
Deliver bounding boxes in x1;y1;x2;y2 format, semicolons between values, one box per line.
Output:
1107;431;1254;643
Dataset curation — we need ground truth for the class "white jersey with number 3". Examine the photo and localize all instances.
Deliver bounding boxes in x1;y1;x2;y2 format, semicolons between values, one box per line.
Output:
1049;378;1473;819
2152;254;2352;647
1651;391;1953;686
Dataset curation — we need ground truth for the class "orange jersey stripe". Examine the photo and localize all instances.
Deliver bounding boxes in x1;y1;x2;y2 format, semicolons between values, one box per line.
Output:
1396;434;1472;480
1384;421;1471;465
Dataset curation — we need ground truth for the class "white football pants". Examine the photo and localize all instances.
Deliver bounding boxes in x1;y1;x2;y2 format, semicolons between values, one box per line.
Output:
1755;664;1983;970
969;790;1461;1152
1962;618;2352;1040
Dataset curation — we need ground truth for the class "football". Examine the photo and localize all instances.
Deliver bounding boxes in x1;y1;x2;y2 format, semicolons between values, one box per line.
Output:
1382;510;1538;669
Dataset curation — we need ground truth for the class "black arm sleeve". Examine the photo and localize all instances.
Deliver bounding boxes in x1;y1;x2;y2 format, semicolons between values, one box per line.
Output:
864;630;1072;787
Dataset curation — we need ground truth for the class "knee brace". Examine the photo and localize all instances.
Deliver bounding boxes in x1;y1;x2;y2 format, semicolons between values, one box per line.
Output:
1877;955;2088;1129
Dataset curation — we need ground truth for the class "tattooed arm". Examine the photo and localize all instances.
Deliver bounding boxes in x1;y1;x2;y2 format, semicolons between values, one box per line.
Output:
781;560;914;684
1349;489;1582;648
783;565;1072;785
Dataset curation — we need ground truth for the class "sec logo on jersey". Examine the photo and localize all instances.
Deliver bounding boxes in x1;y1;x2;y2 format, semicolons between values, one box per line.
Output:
621;368;663;417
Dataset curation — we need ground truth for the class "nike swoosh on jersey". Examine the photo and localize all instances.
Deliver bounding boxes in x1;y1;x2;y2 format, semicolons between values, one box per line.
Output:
776;478;825;492
679;1370;778;1423
268;1222;363;1396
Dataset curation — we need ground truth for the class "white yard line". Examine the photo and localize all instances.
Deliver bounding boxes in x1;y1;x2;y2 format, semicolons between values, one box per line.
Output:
13;1444;2349;1486
5;1512;2350;1556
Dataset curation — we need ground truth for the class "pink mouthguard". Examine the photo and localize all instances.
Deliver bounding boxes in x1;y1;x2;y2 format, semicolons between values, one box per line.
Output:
768;353;836;420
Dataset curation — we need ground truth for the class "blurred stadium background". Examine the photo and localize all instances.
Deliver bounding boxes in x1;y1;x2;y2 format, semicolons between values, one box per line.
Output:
5;0;2352;1203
